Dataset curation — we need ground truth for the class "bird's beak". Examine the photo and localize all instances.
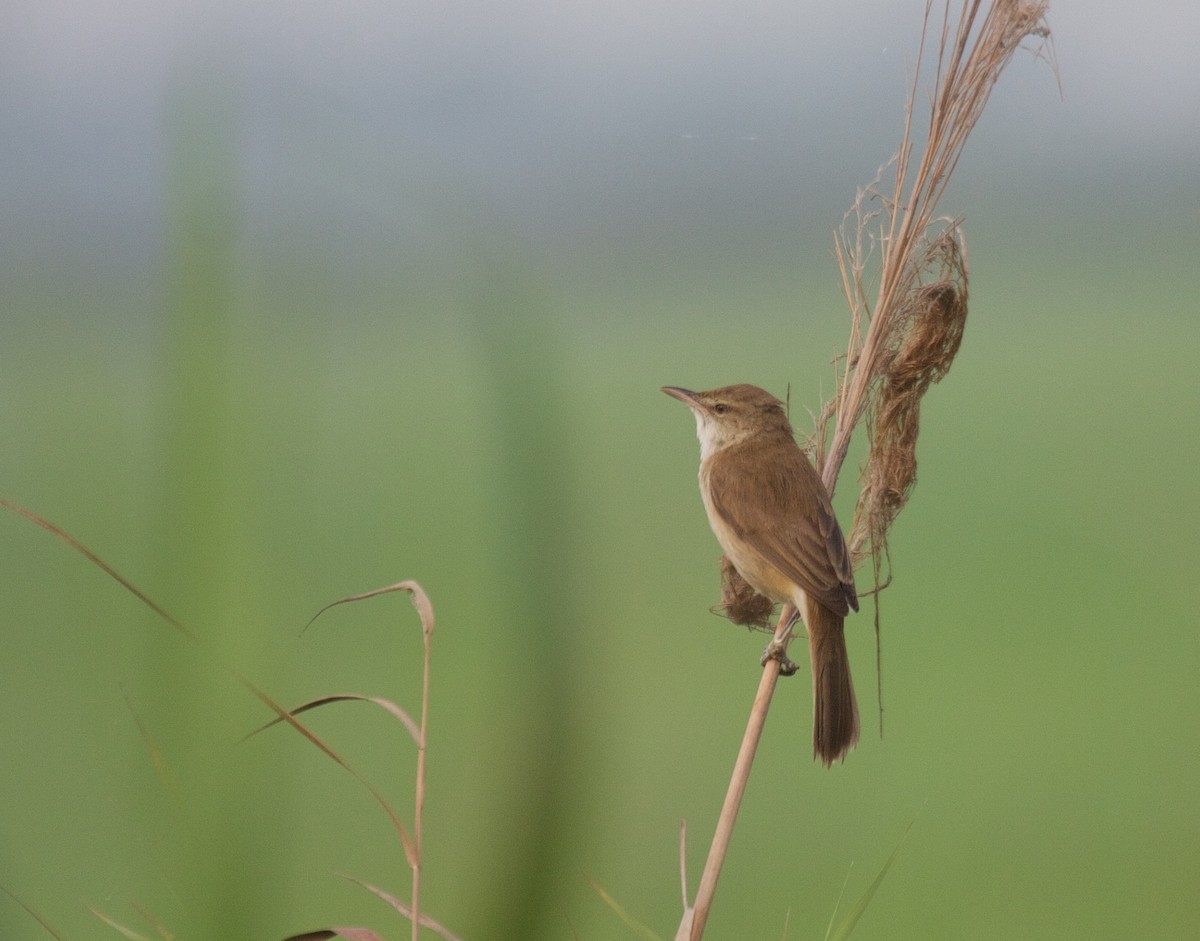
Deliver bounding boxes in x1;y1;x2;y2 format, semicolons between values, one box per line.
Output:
661;386;701;409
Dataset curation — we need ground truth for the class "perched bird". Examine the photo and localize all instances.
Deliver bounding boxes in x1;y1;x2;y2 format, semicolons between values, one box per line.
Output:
663;383;860;766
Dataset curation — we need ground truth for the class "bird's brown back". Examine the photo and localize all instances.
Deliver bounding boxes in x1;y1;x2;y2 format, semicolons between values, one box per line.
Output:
703;433;857;616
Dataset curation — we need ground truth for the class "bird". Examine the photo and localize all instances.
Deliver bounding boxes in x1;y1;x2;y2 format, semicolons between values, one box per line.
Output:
663;383;860;766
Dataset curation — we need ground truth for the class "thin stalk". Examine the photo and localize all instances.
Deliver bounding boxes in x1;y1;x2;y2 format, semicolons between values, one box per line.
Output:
412;589;435;940
686;605;795;940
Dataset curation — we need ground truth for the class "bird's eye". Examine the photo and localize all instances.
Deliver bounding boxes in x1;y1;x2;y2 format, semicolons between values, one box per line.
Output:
713;403;728;415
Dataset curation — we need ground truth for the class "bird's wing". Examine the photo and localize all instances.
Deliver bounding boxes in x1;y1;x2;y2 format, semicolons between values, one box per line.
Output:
707;440;858;616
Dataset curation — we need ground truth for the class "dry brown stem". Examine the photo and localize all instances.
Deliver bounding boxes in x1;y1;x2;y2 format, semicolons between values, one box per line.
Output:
687;605;794;941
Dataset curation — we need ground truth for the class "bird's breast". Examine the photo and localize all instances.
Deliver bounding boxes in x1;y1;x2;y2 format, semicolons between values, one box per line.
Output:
698;457;799;606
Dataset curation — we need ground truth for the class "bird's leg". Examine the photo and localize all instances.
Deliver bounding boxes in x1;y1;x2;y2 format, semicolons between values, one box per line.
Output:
761;604;801;676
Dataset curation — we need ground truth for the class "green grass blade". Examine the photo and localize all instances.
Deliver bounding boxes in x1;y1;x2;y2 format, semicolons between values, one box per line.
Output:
825;816;917;941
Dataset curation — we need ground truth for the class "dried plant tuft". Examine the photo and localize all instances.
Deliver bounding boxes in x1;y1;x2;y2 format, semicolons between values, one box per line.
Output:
848;227;969;569
819;0;1053;583
714;555;775;630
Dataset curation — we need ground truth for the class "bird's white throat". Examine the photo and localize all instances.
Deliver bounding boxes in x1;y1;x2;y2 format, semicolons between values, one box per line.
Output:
692;410;748;461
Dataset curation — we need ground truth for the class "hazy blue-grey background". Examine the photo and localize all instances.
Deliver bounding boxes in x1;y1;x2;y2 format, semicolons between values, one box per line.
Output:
2;2;1198;940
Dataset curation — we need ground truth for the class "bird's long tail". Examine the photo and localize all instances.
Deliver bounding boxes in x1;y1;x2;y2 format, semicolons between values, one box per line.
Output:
806;601;860;767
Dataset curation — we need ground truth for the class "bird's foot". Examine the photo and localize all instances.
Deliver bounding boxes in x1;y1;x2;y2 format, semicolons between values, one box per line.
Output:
761;638;799;676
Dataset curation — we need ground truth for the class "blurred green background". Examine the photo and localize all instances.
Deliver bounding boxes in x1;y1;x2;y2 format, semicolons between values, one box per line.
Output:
2;2;1198;939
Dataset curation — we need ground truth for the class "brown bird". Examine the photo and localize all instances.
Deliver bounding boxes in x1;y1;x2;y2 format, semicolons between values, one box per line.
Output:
663;383;860;766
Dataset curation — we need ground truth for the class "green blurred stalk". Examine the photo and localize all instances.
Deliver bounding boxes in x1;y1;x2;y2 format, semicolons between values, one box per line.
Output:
142;63;271;939
470;263;583;940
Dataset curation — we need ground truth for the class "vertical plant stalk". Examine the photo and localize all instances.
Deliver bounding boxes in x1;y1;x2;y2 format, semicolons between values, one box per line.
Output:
411;586;435;941
685;607;794;941
294;579;444;939
678;3;1053;938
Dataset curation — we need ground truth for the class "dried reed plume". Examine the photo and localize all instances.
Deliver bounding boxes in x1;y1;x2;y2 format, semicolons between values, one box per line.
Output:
821;0;1053;575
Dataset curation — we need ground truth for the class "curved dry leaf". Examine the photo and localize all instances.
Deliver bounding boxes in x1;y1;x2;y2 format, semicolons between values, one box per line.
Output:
232;669;417;865
399;580;436;638
244;694;420;744
303;580;435;640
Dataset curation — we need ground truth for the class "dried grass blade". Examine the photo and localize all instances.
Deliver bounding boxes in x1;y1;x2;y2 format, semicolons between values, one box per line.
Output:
303;581;435;640
586;877;663;941
121;685;183;806
88;907;156;941
678;820;690;910
233;671;418;867
340;875;464;941
0;885;66;940
126;901;174;941
0;498;191;639
243;694;421;744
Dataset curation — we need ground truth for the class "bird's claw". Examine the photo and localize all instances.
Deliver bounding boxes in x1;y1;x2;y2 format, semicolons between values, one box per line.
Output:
761;639;799;676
